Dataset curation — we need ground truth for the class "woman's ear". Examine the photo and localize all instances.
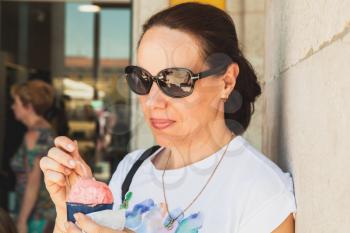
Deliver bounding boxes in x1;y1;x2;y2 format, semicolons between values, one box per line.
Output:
221;63;239;98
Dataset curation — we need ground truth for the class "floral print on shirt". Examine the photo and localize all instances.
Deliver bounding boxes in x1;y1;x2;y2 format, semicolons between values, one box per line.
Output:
124;198;203;233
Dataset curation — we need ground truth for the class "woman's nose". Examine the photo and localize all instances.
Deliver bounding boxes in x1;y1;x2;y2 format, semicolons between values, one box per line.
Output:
146;81;167;109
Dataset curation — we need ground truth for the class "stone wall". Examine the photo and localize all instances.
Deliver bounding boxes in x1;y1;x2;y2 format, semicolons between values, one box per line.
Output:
129;0;168;150
228;0;265;150
263;0;350;231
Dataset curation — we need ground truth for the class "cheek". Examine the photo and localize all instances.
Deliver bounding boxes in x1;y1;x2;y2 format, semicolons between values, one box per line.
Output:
138;87;221;138
171;95;213;133
138;96;150;119
12;106;22;119
196;79;223;111
16;108;24;117
13;104;20;113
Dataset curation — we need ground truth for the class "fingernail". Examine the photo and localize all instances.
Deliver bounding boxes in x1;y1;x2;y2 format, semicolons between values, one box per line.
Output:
66;144;74;151
68;160;76;168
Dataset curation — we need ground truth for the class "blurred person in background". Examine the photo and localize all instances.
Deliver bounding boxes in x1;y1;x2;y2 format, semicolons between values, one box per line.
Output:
10;80;62;233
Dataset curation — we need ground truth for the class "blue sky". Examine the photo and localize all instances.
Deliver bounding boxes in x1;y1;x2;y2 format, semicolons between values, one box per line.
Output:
65;3;130;59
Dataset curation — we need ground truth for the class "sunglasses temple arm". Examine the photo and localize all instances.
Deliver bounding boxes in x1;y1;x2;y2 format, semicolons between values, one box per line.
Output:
193;64;229;80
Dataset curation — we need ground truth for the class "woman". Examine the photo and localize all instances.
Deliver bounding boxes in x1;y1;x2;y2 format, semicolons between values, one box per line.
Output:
11;80;56;233
40;3;296;233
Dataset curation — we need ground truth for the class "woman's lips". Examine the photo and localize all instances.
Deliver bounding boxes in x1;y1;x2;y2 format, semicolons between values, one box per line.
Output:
150;118;175;130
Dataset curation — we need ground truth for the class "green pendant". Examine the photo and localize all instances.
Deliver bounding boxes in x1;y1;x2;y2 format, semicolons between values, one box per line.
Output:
119;191;133;210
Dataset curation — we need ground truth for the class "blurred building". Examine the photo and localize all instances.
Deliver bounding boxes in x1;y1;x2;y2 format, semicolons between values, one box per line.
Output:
0;0;133;210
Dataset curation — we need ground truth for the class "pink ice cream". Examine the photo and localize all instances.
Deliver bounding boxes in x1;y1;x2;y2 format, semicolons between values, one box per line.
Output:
67;178;113;205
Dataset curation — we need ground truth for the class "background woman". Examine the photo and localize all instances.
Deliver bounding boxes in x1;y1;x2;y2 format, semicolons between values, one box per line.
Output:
11;80;57;233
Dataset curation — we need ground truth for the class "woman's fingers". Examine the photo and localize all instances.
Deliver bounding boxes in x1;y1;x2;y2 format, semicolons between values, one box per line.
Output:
44;169;66;187
70;141;92;178
74;213;122;233
40;156;71;175
65;222;81;233
72;140;83;160
52;137;92;178
73;160;92;178
75;213;102;233
54;136;83;161
54;136;76;153
47;147;76;169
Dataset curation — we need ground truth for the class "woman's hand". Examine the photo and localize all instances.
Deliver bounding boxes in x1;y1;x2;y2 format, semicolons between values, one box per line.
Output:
65;213;134;233
39;136;92;230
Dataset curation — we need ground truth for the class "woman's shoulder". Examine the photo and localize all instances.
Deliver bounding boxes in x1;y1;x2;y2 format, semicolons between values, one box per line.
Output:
230;137;296;218
228;137;293;192
118;146;163;169
111;148;151;178
231;139;297;232
120;148;149;166
35;127;55;144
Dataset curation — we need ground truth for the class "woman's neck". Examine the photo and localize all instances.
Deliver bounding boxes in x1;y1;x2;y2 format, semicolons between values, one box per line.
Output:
154;125;235;170
23;113;48;130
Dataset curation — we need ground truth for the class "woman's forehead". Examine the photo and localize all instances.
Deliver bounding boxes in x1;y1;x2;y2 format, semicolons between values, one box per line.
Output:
137;26;205;74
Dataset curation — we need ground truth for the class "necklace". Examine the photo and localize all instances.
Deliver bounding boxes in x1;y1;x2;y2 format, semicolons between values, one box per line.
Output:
161;133;234;230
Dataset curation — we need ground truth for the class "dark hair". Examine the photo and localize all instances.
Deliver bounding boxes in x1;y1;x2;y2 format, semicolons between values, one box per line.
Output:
139;2;261;135
0;208;17;233
45;95;70;136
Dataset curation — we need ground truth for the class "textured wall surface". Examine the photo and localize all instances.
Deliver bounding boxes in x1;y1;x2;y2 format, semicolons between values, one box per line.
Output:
130;0;169;150
228;0;265;150
263;0;350;232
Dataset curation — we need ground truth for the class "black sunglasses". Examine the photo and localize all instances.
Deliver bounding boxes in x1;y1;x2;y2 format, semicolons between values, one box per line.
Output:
124;65;228;98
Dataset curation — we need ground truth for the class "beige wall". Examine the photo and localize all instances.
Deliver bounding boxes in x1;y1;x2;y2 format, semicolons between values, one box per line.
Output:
129;0;169;150
227;0;265;150
263;0;350;232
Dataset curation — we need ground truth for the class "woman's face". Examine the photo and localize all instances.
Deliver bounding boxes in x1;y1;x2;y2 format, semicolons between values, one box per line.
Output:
11;96;30;122
137;26;229;146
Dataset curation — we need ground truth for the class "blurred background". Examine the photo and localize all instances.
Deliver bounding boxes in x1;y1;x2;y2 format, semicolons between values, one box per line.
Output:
0;0;349;232
0;0;133;219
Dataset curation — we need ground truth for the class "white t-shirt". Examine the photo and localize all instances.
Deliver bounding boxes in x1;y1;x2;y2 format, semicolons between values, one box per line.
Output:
109;135;297;233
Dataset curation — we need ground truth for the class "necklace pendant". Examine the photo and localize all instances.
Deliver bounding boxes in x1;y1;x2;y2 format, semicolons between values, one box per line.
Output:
165;218;175;230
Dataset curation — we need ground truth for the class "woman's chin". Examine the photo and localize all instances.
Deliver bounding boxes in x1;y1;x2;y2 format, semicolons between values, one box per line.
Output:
153;131;189;147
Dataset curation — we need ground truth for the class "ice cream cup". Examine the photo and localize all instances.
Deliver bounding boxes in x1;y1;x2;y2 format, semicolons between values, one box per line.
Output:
66;177;114;222
66;202;113;222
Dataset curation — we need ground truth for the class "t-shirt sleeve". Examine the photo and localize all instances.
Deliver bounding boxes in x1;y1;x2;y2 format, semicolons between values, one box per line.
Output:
237;188;296;233
109;149;146;210
237;172;297;233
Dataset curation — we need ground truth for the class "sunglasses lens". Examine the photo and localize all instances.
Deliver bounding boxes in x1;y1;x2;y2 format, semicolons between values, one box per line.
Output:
125;66;152;95
158;69;193;98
